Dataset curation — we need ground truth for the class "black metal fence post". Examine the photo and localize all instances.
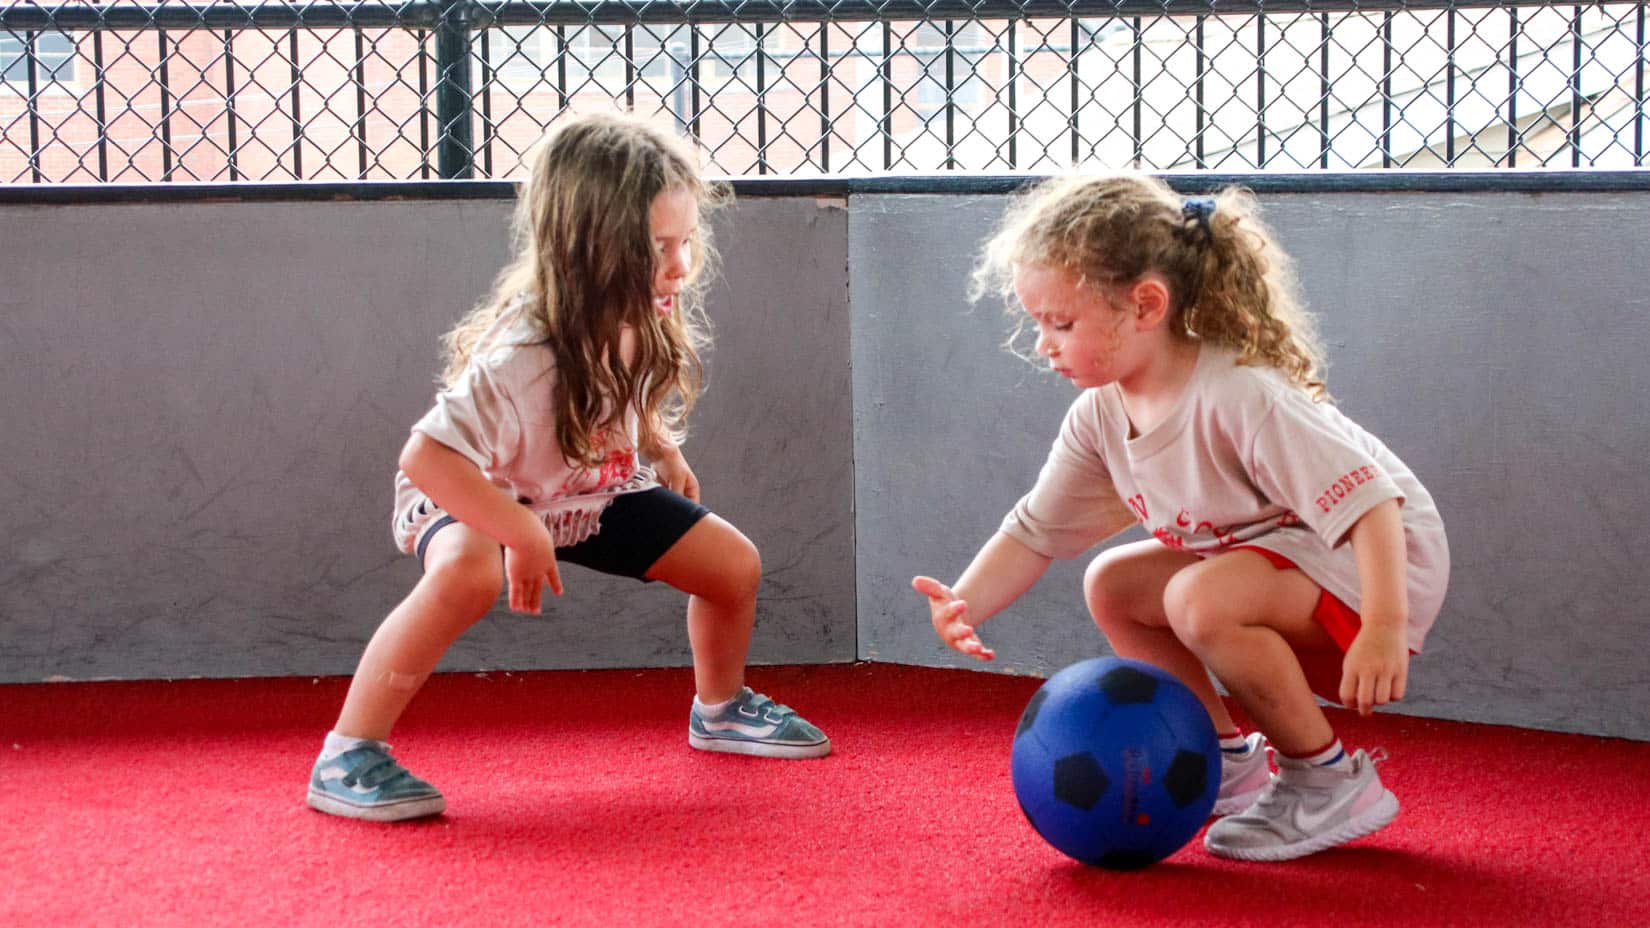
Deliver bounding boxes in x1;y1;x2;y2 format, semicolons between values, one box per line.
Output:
434;0;475;179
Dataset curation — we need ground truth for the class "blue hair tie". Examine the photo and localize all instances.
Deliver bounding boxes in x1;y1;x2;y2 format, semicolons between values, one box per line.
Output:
1181;197;1217;239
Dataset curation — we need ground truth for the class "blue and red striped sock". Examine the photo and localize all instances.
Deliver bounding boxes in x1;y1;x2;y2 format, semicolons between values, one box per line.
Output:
1281;738;1350;770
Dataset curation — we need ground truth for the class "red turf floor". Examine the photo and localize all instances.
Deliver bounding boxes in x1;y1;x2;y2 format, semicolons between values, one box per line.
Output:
3;662;1648;927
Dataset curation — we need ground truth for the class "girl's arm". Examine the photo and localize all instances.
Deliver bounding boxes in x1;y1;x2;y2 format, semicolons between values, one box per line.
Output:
913;531;1054;661
399;431;562;612
1341;498;1409;715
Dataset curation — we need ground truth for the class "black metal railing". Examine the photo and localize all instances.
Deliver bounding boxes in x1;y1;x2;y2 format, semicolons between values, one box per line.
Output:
2;0;1646;183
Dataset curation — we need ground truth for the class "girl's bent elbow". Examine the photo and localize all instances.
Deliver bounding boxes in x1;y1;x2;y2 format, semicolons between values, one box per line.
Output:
399;432;440;479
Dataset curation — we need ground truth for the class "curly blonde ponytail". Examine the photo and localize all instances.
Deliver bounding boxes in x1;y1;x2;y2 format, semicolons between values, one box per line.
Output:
973;173;1328;400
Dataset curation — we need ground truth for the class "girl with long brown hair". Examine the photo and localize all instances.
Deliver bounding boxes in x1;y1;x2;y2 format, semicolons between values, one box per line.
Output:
307;113;828;823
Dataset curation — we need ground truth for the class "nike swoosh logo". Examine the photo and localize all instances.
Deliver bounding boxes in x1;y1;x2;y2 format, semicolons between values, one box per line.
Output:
1287;783;1367;834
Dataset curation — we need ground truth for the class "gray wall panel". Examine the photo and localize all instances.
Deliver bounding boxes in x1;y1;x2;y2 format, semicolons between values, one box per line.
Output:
6;187;1647;742
0;196;853;681
851;192;1650;741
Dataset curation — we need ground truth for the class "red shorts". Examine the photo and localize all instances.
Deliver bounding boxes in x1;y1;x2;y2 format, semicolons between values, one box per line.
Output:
1230;546;1362;652
1230;545;1361;702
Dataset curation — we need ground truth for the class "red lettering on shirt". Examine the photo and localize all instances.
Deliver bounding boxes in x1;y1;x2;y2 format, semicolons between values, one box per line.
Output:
1126;494;1149;523
1316;467;1380;514
1151;527;1186;550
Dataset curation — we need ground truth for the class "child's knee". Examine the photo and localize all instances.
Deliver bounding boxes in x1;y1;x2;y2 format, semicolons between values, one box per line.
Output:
424;553;504;617
1161;572;1230;650
721;534;762;604
1082;550;1130;622
1083;548;1163;630
690;529;762;608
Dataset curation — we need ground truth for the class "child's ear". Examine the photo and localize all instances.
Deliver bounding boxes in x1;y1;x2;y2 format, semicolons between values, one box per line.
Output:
1130;278;1172;329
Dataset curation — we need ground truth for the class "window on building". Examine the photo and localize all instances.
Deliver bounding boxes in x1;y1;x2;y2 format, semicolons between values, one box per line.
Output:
1;31;77;85
907;22;990;113
703;24;759;83
488;25;552;84
575;24;682;87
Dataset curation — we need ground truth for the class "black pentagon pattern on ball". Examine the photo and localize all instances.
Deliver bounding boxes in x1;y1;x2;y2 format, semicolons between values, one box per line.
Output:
1016;688;1047;738
1163;748;1211;808
1052;752;1109;811
1097;849;1160;871
1098;664;1160;705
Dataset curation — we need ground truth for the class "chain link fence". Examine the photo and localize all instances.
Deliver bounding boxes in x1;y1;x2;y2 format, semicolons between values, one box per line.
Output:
2;1;1646;183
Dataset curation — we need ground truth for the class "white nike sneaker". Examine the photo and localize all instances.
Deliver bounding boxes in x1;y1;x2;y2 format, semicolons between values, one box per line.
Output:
1214;732;1273;816
688;687;831;759
1204;748;1398;861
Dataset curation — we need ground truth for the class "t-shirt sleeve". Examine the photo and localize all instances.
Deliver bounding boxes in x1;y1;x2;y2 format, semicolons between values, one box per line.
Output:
1247;391;1405;548
1000;394;1138;559
410;351;525;475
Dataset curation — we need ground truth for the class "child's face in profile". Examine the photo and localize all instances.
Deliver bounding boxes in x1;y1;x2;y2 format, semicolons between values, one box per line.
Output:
1013;261;1133;390
649;186;699;317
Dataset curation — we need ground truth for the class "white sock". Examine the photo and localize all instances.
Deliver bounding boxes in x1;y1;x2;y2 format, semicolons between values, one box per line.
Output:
1219;733;1251;754
694;695;735;717
320;730;378;761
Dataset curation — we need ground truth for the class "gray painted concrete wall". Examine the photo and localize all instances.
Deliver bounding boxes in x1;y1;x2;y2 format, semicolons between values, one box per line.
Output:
0;196;854;681
851;191;1650;742
5;188;1648;743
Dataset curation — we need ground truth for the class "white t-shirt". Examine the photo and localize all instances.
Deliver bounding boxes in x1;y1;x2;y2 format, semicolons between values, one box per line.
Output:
391;298;658;553
1001;344;1449;651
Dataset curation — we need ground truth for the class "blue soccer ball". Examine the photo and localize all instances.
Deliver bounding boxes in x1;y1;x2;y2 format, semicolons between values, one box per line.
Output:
1011;656;1220;869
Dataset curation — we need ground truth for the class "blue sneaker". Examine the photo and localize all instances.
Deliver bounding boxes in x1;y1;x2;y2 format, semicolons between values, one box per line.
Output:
689;687;831;759
306;743;446;822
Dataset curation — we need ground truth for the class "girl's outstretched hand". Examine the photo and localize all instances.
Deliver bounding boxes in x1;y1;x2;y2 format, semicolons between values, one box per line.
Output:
1339;623;1407;716
504;528;563;614
912;575;995;661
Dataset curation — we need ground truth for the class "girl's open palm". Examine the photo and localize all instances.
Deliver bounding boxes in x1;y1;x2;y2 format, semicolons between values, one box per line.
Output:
505;530;563;614
912;575;995;661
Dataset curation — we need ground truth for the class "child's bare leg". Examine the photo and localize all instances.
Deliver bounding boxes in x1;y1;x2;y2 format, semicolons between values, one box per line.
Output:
1085;539;1237;733
333;523;503;740
1160;548;1337;756
644;514;760;704
1180;551;1402;859
650;514;828;758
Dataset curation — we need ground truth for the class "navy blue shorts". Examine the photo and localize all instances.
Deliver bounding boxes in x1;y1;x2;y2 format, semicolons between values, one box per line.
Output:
416;487;711;581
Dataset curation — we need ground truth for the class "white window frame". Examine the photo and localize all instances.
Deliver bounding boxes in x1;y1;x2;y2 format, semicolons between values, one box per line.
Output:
1;30;78;86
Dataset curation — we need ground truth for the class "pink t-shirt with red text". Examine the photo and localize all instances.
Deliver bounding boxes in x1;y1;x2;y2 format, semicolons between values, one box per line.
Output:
1001;344;1449;652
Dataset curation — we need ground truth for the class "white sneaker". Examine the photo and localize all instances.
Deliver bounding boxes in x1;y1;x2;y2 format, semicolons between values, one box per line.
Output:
1214;732;1272;816
1204;748;1398;861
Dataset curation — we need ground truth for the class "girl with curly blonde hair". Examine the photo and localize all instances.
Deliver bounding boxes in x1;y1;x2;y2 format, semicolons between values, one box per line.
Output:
914;173;1448;861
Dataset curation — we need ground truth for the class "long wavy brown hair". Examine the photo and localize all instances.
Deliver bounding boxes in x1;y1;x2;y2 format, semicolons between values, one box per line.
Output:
441;111;726;466
972;173;1328;400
